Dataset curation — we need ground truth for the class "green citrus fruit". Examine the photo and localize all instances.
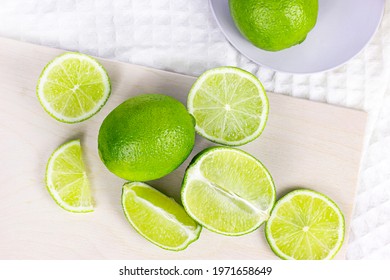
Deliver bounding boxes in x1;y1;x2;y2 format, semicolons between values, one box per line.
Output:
122;182;201;251
181;146;276;236
229;0;319;51
98;94;195;181
265;189;345;260
37;52;111;123
187;66;268;146
46;139;94;213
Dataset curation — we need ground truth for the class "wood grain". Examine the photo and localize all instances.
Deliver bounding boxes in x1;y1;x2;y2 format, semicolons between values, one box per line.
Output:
0;37;367;259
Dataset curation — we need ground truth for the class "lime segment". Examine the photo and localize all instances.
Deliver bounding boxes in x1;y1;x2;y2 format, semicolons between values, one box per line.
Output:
265;189;345;260
37;52;111;123
187;67;268;146
45;139;94;213
122;182;201;251
181;147;276;236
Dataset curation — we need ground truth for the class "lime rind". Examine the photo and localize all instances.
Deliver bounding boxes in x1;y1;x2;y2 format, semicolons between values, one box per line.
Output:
37;52;111;123
181;146;276;236
45;139;94;213
187;66;269;146
97;94;196;182
121;182;201;251
265;189;345;260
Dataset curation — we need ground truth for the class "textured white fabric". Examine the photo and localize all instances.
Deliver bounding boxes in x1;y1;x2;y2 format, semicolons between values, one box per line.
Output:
1;0;389;259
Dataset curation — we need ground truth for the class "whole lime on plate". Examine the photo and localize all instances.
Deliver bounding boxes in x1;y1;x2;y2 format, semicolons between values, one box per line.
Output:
229;0;319;51
98;94;195;182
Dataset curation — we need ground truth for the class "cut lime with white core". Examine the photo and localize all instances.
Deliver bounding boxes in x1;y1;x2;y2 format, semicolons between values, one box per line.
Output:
265;189;345;260
37;52;111;123
181;147;276;236
46;139;94;213
187;67;268;146
122;182;201;251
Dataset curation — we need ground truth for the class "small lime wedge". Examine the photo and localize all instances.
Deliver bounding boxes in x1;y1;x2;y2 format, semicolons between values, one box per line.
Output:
187;67;268;146
181;147;276;236
46;139;94;213
121;182;201;251
265;189;345;260
37;52;111;123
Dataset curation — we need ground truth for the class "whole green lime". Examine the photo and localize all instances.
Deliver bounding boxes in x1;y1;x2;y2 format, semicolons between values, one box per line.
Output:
98;94;195;181
229;0;319;51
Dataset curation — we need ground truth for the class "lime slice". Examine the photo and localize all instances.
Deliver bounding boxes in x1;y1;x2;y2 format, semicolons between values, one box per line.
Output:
121;182;201;251
37;52;111;123
187;67;269;146
265;189;345;260
46;139;94;213
181;147;276;236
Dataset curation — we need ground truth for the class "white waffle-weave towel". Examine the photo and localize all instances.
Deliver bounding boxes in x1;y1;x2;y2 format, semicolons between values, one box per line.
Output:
0;0;390;259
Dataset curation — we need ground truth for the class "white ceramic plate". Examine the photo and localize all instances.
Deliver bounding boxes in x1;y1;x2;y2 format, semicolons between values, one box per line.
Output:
210;0;385;74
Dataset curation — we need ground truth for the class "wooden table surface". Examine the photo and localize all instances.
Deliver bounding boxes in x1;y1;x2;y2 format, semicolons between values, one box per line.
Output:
0;37;367;259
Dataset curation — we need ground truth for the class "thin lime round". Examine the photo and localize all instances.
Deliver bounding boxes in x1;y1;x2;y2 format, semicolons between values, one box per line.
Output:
46;139;94;213
229;0;319;51
98;94;195;182
265;189;345;260
187;67;268;146
122;182;201;251
181;146;276;236
37;52;111;123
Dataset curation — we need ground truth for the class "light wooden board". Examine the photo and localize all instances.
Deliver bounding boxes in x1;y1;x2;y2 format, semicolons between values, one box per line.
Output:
0;37;367;260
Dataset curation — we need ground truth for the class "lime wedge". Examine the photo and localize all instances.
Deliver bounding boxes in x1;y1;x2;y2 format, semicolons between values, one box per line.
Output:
46;139;94;213
265;189;345;260
187;67;268;146
121;182;201;251
37;52;111;123
181;147;276;236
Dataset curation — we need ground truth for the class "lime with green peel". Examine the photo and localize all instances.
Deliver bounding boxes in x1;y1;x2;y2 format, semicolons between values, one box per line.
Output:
265;189;345;260
46;139;94;213
37;52;111;123
187;67;269;146
98;94;195;182
181;146;276;236
122;182;201;251
229;0;319;51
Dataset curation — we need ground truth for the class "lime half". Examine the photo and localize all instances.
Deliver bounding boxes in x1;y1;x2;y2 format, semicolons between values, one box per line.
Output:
122;182;201;251
46;139;94;213
187;67;268;146
181;147;276;236
265;189;345;260
37;52;111;123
